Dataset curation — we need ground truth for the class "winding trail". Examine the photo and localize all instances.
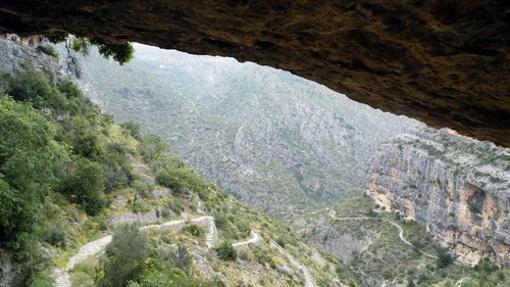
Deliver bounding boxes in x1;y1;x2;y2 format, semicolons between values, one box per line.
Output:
232;230;261;251
455;277;465;287
54;215;315;287
329;211;437;259
53;216;217;287
268;238;317;287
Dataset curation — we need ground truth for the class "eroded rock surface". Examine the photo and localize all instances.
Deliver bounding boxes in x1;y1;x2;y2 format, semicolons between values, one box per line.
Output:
0;1;508;146
368;128;510;265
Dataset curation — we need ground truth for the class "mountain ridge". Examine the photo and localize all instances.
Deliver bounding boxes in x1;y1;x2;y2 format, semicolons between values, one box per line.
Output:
69;43;421;219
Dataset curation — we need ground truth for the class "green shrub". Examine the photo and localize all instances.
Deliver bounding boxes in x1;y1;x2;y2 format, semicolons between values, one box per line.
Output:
100;143;132;193
59;158;108;215
474;258;498;273
0;179;38;244
140;134;168;162
215;213;229;230
42;225;67;248
276;238;286;248
133;268;224;287
65;116;105;159
468;201;482;214
96;224;149;287
216;241;236;261
0;96;66;243
70;257;96;287
36;45;58;58
436;247;453;269
253;247;275;268
182;224;204;238
156;166;203;192
56;79;92;116
165;197;184;214
128;198;151;214
121;120;141;139
0;67;67;111
160;208;172;219
132;180;153;198
366;209;378;217
167;244;191;270
156;170;182;190
238;251;249;261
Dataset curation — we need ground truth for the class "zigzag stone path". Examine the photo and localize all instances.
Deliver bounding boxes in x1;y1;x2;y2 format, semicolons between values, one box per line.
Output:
53;214;315;287
53;216;217;287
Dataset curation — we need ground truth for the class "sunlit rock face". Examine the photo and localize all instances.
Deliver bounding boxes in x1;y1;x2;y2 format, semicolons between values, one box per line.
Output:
368;128;510;266
0;1;509;147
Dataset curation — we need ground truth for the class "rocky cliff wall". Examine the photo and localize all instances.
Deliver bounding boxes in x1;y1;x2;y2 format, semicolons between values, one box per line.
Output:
368;129;510;266
0;38;59;76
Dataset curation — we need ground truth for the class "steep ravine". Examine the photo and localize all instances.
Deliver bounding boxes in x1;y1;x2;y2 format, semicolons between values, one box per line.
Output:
368;128;510;266
65;44;420;220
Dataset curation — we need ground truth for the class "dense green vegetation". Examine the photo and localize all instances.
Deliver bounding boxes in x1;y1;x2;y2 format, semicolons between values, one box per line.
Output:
0;66;138;284
0;64;343;286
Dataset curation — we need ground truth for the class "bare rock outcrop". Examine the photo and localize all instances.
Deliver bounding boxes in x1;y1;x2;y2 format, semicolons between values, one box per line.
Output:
0;1;508;147
0;38;58;76
368;128;510;265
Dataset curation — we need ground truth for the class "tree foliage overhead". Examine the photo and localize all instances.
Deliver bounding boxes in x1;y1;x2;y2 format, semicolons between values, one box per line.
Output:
47;32;134;65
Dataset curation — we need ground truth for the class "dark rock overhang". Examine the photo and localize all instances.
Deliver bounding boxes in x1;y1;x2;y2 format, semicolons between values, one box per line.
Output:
0;0;508;147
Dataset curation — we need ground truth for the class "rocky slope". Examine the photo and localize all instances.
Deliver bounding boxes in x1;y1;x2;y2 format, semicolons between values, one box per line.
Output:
0;1;509;147
368;128;510;266
65;44;420;219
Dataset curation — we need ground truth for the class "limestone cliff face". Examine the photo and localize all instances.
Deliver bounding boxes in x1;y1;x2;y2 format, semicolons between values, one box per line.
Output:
0;1;509;147
368;129;510;266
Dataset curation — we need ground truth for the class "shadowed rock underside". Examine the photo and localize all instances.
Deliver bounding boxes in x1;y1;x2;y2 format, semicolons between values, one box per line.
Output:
0;0;509;146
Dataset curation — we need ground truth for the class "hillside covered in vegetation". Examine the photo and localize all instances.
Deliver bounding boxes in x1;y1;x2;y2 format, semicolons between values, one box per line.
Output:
0;49;346;286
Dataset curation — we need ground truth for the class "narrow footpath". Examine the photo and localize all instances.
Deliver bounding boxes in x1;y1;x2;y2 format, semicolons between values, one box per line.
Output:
53;216;217;287
329;210;437;259
268;238;317;287
53;215;315;287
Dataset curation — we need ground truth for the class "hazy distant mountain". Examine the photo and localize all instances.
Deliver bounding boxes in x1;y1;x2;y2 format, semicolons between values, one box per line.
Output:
72;44;421;219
